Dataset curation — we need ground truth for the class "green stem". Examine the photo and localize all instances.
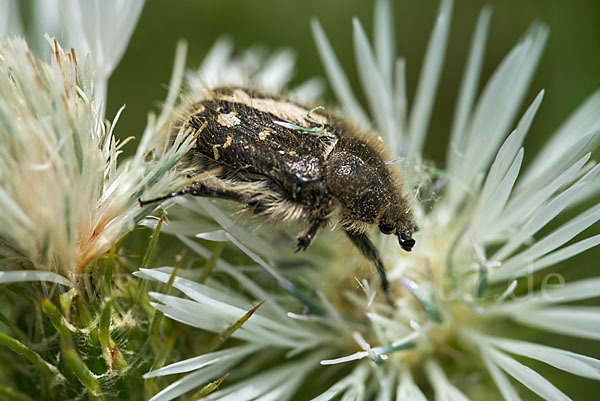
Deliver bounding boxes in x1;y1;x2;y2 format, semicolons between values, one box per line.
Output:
41;299;72;344
198;242;225;284
103;249;115;295
141;216;164;269
0;310;25;340
41;299;104;400
136;216;165;301
0;385;36;401
0;332;58;379
148;254;183;371
99;300;127;371
62;345;103;400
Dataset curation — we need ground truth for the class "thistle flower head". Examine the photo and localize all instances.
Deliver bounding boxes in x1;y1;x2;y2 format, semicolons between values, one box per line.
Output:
0;37;108;282
0;21;194;284
139;0;600;400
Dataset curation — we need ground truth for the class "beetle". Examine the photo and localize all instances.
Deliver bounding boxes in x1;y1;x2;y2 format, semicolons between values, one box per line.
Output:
140;87;417;295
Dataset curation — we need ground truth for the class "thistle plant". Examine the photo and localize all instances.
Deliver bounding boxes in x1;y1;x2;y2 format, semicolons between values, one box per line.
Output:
1;0;599;401
0;1;198;400
136;0;600;400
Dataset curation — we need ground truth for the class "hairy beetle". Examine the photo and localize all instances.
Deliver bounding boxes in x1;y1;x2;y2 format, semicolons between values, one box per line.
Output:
141;87;417;295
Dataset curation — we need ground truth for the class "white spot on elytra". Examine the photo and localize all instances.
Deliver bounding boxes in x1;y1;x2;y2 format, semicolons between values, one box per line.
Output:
217;89;329;126
217;112;240;127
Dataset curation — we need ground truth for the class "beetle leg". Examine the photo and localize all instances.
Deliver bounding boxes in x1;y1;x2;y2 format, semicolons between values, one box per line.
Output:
186;184;245;202
295;218;326;252
139;183;249;206
189;184;274;216
139;188;188;206
343;229;392;300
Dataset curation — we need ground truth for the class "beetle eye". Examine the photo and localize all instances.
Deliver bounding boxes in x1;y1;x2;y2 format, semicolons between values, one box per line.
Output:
379;221;395;235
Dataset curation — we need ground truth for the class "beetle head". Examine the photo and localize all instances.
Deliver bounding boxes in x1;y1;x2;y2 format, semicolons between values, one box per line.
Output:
378;207;417;252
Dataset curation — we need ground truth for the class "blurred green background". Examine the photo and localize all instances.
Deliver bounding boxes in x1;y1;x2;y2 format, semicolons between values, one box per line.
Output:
107;0;600;167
